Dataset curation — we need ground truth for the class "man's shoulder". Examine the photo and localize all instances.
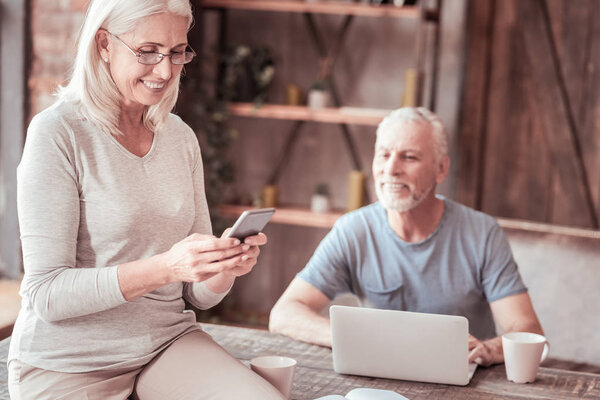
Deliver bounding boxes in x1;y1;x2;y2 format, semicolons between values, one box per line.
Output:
335;202;385;228
443;197;500;234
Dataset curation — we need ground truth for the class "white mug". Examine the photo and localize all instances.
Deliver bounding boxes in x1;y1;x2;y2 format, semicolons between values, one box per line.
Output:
250;355;297;399
502;332;550;383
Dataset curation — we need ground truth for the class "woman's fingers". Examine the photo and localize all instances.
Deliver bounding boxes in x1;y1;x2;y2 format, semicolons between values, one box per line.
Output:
203;253;249;274
167;234;266;283
187;237;242;254
243;232;267;246
220;228;232;238
190;243;250;265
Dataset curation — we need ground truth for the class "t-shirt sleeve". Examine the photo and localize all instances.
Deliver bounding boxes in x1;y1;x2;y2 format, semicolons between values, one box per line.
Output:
480;223;528;302
297;220;353;300
18;113;126;323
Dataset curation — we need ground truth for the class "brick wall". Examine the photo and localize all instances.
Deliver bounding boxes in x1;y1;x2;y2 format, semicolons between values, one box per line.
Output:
29;0;90;119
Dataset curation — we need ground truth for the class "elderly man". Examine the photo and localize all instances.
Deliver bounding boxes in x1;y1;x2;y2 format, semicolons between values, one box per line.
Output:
269;107;543;366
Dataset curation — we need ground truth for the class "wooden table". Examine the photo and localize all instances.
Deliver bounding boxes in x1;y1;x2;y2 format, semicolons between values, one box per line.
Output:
200;324;600;400
2;323;600;399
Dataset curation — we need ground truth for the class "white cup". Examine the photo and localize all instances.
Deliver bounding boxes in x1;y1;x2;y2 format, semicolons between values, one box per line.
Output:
502;332;550;383
250;355;297;399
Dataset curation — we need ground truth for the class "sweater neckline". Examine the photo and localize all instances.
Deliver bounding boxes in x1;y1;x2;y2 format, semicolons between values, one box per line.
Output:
101;128;159;162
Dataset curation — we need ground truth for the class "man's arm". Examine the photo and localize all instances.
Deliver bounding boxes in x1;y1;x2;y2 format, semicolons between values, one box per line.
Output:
269;277;333;347
469;292;543;366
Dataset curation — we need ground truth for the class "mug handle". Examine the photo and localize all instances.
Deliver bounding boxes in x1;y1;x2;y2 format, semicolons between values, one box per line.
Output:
541;341;550;362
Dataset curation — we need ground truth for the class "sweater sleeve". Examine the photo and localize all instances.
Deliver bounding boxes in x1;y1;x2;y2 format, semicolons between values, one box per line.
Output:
181;127;229;309
17;112;126;323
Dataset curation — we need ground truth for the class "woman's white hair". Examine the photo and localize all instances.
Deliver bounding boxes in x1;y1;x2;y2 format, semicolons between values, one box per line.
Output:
57;0;193;135
376;107;448;162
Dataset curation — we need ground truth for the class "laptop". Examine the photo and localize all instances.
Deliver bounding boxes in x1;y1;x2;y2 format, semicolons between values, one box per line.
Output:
330;305;477;386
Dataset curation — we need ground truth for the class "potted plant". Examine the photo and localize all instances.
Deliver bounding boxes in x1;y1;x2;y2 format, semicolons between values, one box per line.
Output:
307;78;330;109
311;182;331;213
220;44;275;107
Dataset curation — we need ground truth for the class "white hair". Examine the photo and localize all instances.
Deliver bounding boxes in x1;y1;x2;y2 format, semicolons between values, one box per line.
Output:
57;0;193;135
376;107;448;161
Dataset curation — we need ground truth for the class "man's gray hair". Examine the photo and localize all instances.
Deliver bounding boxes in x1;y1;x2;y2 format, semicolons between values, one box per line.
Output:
57;0;193;136
376;107;448;161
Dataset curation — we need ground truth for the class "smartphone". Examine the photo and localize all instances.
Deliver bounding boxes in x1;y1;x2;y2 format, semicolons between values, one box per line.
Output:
225;208;276;240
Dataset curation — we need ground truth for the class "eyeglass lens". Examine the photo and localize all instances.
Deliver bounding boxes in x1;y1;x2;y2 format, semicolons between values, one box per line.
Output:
138;52;195;65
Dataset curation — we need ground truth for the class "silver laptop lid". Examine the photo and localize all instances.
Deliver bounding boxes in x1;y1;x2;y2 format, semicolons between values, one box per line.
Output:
330;305;470;386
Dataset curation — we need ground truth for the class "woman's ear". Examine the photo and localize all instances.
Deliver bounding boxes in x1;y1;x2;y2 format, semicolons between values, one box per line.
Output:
95;29;111;62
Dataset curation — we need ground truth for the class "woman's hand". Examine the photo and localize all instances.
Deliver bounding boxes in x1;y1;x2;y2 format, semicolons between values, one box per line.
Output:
203;231;268;293
220;231;268;277
160;233;250;283
117;232;268;300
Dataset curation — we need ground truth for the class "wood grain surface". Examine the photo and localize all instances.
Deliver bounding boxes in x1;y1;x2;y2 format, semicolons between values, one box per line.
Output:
200;324;600;399
1;324;600;399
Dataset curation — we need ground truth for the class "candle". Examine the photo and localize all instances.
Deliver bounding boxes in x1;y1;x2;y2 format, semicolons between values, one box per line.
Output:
285;84;303;106
402;68;418;107
347;170;365;212
262;184;278;208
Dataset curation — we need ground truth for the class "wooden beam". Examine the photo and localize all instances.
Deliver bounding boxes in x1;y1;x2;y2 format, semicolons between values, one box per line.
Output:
201;0;420;19
456;0;495;208
516;0;598;228
228;103;390;126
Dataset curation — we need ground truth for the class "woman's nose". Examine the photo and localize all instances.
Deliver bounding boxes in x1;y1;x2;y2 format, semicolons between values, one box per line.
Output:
153;57;172;80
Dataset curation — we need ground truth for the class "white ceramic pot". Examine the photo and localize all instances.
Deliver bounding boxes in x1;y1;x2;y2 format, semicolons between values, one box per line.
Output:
307;89;330;109
311;194;331;213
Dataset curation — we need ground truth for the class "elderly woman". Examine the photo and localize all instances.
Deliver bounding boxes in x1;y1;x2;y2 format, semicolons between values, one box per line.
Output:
8;1;285;399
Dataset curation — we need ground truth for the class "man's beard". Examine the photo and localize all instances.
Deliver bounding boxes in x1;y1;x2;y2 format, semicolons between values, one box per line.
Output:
375;181;435;212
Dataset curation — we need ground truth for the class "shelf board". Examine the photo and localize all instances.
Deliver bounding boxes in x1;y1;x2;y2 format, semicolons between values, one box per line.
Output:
219;205;600;239
202;0;420;19
227;103;390;126
219;204;344;229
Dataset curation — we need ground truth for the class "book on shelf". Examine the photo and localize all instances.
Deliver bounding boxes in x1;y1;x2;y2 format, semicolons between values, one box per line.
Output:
315;388;410;400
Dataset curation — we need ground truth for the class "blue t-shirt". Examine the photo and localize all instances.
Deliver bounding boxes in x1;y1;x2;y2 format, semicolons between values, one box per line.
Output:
298;197;527;340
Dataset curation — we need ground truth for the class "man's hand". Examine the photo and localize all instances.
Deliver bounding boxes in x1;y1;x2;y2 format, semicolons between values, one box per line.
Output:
468;334;504;366
269;278;332;347
469;292;544;367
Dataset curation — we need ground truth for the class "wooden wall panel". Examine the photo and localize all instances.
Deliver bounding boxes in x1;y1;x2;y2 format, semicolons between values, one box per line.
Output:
455;0;493;208
459;0;600;229
546;0;591;125
578;2;600;225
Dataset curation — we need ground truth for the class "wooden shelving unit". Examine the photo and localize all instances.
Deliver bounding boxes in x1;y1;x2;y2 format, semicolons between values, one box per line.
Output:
202;0;442;231
228;103;390;126
202;0;420;19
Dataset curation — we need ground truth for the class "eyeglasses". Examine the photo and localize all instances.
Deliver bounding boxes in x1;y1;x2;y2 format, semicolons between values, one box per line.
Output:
109;33;196;65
